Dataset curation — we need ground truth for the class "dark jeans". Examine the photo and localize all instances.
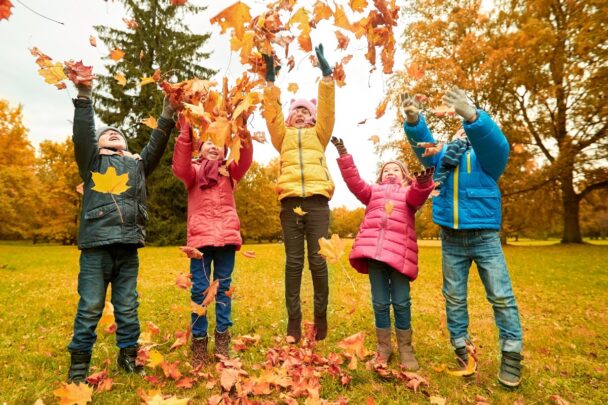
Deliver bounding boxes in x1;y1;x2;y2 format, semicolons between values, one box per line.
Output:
68;244;140;353
280;195;330;320
190;245;236;337
368;259;412;330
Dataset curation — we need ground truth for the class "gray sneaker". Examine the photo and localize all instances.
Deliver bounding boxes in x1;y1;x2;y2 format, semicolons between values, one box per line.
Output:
498;351;523;387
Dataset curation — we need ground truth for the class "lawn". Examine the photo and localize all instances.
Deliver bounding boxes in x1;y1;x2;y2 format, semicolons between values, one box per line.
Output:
0;242;606;404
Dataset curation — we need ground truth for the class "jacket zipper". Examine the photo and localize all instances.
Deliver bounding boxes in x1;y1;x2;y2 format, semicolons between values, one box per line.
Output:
453;165;459;229
467;151;471;174
375;184;390;259
298;128;305;197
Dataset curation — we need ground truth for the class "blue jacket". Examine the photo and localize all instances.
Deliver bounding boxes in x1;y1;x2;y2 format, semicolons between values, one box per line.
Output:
403;111;509;230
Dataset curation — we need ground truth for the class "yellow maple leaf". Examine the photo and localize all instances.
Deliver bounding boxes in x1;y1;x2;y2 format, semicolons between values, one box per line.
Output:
230;30;255;64
91;167;130;195
350;0;368;13
333;4;354;32
38;62;67;85
114;73;126;86
313;0;333;23
147;349;164;368
209;1;252;40
318;234;346;264
141;116;158;129
109;49;125;61
99;301;116;334
289;7;311;34
52;382;93;405
139;75;156;87
369;135;380;144
384;200;394;215
293;206;307;216
287;83;299;94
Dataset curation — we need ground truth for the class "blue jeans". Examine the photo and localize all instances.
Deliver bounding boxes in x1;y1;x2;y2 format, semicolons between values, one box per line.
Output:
190;245;235;337
440;228;523;352
368;259;412;330
68;244;140;353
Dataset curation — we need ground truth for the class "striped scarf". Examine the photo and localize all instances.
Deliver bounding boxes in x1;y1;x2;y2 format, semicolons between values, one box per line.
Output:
435;138;471;189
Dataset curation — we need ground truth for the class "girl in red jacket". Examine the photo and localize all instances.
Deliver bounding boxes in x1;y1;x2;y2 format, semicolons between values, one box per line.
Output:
172;116;253;366
331;137;434;369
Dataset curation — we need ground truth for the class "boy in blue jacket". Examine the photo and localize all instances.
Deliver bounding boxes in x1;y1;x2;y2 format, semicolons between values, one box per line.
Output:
402;88;523;387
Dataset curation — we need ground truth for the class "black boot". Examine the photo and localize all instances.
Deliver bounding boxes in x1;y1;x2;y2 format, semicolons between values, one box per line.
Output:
67;351;91;383
287;317;302;343
498;351;523;387
314;316;328;341
117;346;145;375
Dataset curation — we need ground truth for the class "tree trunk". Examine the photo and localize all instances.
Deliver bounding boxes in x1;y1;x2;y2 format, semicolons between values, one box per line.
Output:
561;175;583;243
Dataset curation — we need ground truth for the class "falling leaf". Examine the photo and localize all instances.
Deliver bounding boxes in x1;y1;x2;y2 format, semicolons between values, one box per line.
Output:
358;118;367;125
38;62;67;87
350;0;368;13
210;1;252;40
91;167;130;195
64;60;95;86
333;62;346;87
99;301;116;334
0;0;14;21
333;4;354;31
176;273;192;290
109;49;125;61
139;75;157;87
431;105;455;117
375;97;389;118
313;0;332;23
202;279;220;306
53;383;93;405
241;250;256;259
293;206;307;216
406;62;424;80
251;131;267;144
122;17;139;29
287;83;299;94
335;31;350;50
171;0;188;5
338;332;369;359
318;234;346;264
190;300;207;316
369;135;380;144
114;73;127;86
89;35;97;47
384;200;394;215
180;246;203;259
225;285;236;297
139;50;145;61
141;116;158;129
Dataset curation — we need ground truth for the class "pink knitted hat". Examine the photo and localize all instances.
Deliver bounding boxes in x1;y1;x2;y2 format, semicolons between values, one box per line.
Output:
285;98;317;127
377;161;412;184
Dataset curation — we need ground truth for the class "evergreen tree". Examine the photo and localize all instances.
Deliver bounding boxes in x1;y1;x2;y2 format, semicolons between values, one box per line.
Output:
94;0;215;245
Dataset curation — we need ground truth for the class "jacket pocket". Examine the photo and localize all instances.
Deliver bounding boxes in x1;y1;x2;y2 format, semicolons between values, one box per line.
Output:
85;203;118;220
465;188;498;219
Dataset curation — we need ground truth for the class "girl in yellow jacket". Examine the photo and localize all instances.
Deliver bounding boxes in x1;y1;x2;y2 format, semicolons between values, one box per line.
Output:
262;44;335;343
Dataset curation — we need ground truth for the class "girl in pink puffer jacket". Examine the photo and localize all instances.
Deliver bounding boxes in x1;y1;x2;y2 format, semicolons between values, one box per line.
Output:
172;115;253;366
331;137;434;370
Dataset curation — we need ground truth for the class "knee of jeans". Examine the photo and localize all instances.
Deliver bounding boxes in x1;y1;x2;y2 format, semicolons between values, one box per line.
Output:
372;301;390;314
392;300;411;313
307;253;327;269
442;288;467;305
285;256;304;270
487;293;516;308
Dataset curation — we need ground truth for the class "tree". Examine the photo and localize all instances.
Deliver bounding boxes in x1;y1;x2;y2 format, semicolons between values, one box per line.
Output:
235;161;282;243
0;100;41;240
392;0;608;243
94;0;215;245
35;138;81;244
329;206;364;238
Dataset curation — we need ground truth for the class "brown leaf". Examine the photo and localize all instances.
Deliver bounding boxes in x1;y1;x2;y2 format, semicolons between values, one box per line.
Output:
175;273;192;290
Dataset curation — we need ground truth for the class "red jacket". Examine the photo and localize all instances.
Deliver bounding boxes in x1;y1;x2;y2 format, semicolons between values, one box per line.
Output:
337;154;434;280
172;121;252;250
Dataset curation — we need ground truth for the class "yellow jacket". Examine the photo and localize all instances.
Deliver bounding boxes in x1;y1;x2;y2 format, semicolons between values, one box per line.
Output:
263;79;335;200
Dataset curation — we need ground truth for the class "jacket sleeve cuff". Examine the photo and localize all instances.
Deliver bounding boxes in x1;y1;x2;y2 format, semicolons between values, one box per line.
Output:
73;98;92;108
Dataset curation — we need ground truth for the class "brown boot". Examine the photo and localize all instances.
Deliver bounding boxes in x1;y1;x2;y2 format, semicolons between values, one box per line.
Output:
396;328;419;370
314;316;328;341
287;317;302;343
191;336;208;367
374;327;392;364
214;329;231;359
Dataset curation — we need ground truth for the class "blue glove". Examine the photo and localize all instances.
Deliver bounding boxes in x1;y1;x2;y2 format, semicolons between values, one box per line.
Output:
315;44;333;77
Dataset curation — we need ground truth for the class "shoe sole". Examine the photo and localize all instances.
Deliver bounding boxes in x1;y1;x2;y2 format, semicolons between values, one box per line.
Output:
497;373;521;388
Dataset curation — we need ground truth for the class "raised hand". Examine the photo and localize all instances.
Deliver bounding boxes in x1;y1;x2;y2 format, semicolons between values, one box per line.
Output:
161;95;176;120
418;141;443;157
400;93;420;124
331;137;348;156
75;83;92;99
263;54;277;83
315;44;333;77
412;166;435;185
442;87;477;122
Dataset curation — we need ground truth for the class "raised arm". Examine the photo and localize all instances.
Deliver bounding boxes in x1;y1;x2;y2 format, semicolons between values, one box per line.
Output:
313;44;335;147
332;138;372;205
400;94;441;169
228;136;253;182
140;96;176;177
405;167;436;209
171;115;196;189
262;84;287;152
72;84;99;180
463;111;510;180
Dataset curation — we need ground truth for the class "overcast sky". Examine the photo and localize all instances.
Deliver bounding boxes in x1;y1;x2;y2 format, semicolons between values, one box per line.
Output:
0;0;416;209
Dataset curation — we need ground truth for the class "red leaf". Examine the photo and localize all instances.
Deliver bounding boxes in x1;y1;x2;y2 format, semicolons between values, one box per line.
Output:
176;273;192;290
175;377;194;389
64;60;95;86
0;0;13;21
180;246;203;259
170;329;190;351
160;360;182;380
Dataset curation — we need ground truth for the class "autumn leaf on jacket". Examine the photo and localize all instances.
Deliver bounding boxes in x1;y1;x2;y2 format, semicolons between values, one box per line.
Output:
53;382;93;405
210;1;252;41
64;60;95;86
91;167;130;195
0;0;13;21
318;234;346;264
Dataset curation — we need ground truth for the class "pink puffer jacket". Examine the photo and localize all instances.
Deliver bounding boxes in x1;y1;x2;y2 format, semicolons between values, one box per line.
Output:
337;154;434;280
172;122;253;250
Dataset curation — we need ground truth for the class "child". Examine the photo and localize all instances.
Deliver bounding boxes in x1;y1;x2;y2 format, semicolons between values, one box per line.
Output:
331;137;435;369
172;115;253;366
67;83;176;383
262;44;335;343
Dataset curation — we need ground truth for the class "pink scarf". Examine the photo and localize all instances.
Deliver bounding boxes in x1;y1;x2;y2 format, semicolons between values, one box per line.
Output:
198;158;224;190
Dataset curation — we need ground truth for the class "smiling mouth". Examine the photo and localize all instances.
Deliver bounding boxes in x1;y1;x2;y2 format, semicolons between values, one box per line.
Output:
109;135;121;141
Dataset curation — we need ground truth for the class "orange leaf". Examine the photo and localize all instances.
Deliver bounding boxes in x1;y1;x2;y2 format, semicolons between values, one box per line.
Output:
406;62;424;80
210;1;252;40
52;383;93;405
89;35;97;47
350;0;368;13
109;49;125;61
170;330;189;351
287;83;299;94
241;250;256;259
333;4;354;32
369;135;380;144
190;300;207;316
175;377;194;389
114;73;126;86
176;273;192;290
220;368;240;391
333;62;346;87
293;206;307;216
0;0;14;21
202;279;220;306
225;285;236;298
313;0;332;23
140;116;158;129
64;60;95;86
335;31;350;50
318;234;346;264
375;97;389;118
431;105;455;117
289;7;311;34
297;32;312;52
122;17;138;29
180;246;203;259
161;360;182;380
338;332;370;359
171;0;188;4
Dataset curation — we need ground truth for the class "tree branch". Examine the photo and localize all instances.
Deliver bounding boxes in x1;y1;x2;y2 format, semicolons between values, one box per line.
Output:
514;91;555;162
578;180;608;201
503;177;556;197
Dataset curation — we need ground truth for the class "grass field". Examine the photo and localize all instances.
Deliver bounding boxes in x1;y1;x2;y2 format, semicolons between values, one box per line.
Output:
0;242;606;404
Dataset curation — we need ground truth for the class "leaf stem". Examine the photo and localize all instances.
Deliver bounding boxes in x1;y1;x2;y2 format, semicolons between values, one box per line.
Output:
110;194;124;223
14;0;65;25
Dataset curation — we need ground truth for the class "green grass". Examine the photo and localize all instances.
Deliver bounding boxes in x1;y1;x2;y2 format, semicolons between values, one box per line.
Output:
0;243;607;404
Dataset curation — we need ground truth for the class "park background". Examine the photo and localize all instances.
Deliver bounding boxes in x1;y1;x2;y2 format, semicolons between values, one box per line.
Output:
0;0;607;404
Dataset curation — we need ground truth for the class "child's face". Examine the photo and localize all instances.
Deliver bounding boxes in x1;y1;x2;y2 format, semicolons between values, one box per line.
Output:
382;163;404;183
292;107;312;128
200;140;224;161
98;130;127;151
